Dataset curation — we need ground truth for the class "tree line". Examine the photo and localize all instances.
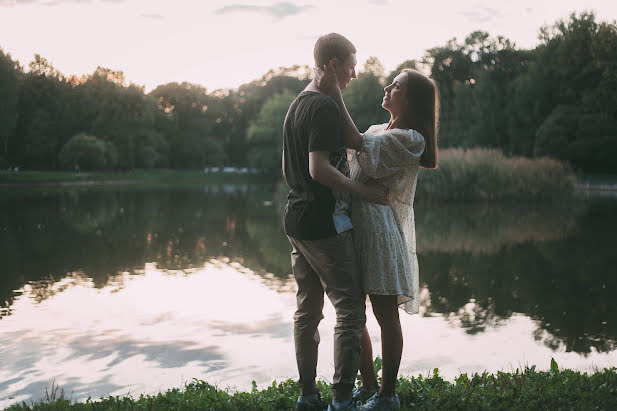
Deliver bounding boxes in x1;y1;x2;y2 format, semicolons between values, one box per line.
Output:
0;12;615;173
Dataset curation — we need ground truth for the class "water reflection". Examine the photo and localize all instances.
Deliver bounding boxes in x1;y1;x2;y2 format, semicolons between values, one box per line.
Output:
0;261;297;407
1;185;616;406
414;202;582;254
420;199;617;354
0;185;293;319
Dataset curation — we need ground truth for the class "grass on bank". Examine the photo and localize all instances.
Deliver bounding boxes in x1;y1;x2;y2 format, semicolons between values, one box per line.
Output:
417;148;579;201
7;362;617;410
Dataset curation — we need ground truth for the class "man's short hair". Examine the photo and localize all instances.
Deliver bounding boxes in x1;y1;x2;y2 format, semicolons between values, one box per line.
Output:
314;33;356;67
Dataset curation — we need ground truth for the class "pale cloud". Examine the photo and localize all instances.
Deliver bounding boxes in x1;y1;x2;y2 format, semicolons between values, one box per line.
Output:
0;0;124;6
369;0;389;5
140;12;163;20
0;0;36;5
213;1;313;21
458;3;502;23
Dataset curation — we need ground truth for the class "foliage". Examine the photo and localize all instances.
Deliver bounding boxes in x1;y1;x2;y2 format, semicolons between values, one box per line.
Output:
6;361;617;410
1;13;616;173
425;31;532;151
417;148;579;201
343;57;390;133
0;48;21;163
506;12;617;167
58;133;118;171
247;90;296;174
534;105;617;173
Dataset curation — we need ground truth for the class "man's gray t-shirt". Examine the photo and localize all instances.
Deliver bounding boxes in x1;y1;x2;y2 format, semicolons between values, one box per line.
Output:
282;91;353;240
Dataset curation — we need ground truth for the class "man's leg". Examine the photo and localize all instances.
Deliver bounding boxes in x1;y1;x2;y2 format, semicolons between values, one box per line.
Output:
292;231;366;401
289;238;325;396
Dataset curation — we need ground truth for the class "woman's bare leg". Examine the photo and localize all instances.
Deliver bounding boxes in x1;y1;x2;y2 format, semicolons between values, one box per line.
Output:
369;294;402;397
359;326;379;390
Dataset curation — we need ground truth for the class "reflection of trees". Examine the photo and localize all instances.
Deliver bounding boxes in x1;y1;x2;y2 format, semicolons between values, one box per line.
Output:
0;184;284;318
420;200;617;354
244;217;293;281
3;186;617;357
415;201;583;254
59;191;121;233
242;182;289;274
25;272;93;304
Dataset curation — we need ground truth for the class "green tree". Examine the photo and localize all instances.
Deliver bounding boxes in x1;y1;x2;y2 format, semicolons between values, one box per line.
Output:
0;48;21;166
506;12;617;171
58;133;118;171
343;57;389;133
246;90;296;174
425;32;530;149
234;66;310;164
13;55;73;169
385;59;419;85
149;82;227;168
534;105;617;172
504;62;551;156
85;68;161;169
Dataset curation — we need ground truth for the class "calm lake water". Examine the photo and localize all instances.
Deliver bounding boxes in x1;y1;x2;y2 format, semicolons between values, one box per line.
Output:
1;182;616;407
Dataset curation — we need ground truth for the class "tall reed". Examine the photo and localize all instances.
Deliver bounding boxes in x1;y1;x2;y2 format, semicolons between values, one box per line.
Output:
417;148;579;202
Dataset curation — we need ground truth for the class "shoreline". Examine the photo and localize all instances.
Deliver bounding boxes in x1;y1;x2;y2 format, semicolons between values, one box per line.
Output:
577;183;617;192
0;170;273;187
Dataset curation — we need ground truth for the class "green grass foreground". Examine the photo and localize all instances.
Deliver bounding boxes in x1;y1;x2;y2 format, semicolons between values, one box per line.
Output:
7;365;617;410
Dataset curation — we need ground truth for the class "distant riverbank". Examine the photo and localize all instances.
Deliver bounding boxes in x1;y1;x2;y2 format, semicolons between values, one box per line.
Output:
3;157;616;202
0;169;271;187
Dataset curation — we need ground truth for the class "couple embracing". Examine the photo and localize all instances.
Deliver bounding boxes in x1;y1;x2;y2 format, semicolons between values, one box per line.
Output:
282;33;439;411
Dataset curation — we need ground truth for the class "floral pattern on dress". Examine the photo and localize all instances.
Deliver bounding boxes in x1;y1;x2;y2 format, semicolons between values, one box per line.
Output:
350;123;425;314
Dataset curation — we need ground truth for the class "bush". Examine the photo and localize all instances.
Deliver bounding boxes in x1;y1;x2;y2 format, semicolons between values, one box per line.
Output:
136;145;160;169
534;105;617;172
567;135;617;173
171;132;227;168
58;133;117;171
417;148;578;202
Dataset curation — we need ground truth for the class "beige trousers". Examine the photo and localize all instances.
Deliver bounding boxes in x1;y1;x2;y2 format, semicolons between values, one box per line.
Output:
288;230;366;401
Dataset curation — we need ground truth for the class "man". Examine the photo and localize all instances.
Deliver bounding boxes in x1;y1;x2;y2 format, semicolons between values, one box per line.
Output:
282;33;388;411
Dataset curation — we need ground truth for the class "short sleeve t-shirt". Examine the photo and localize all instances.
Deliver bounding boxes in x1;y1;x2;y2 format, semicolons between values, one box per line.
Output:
282;91;353;240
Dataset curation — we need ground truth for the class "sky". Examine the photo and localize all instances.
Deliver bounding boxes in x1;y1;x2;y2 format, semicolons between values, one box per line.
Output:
0;0;615;92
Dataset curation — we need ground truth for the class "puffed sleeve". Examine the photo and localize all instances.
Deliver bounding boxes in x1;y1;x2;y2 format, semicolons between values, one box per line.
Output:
356;128;425;179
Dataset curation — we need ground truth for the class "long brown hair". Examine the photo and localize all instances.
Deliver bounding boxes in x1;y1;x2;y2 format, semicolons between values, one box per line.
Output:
403;69;439;169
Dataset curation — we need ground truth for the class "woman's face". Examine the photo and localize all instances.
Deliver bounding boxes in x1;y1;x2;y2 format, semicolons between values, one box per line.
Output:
382;72;408;116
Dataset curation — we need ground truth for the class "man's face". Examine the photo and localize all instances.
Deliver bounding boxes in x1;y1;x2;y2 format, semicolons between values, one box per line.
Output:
334;53;357;90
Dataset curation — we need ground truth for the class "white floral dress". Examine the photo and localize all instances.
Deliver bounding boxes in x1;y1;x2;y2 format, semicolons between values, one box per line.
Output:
350;123;425;314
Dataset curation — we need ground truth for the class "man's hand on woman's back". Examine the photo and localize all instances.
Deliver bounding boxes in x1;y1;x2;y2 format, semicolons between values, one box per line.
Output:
359;178;388;205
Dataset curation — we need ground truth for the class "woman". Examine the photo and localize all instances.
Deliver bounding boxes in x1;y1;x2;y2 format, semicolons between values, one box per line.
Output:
316;67;439;410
